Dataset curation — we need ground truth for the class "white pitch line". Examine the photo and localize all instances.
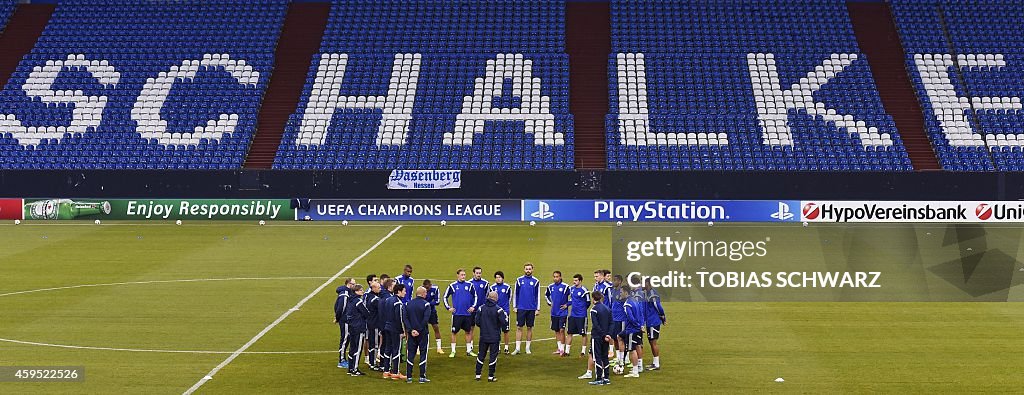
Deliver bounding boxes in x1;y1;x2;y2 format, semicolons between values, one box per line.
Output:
0;277;332;298
0;337;329;354
0;337;558;355
182;225;403;395
0;223;399;227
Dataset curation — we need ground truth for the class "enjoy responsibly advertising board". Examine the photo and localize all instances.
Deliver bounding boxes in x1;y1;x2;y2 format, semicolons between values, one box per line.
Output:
20;199;293;221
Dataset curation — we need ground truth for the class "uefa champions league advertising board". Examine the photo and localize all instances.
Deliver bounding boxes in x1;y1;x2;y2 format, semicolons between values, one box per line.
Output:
296;199;800;222
298;199;522;221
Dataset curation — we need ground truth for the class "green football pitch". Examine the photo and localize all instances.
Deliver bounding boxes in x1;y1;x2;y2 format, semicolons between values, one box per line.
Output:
0;222;1021;393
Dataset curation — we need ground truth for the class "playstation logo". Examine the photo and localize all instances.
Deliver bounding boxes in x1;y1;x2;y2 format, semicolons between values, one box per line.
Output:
770;202;794;221
531;201;555;220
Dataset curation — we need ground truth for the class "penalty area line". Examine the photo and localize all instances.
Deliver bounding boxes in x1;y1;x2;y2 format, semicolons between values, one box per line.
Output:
183;225;403;395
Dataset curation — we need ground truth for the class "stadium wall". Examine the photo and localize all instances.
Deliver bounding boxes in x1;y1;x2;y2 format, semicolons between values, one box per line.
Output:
0;170;1019;200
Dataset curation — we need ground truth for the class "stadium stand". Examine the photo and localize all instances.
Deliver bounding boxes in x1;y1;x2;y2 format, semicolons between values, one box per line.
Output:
0;0;286;170
2;0;1020;173
891;0;1024;171
846;1;940;171
246;3;330;169
566;1;611;169
0;0;33;90
273;0;575;170
607;0;913;171
0;0;29;86
0;0;13;30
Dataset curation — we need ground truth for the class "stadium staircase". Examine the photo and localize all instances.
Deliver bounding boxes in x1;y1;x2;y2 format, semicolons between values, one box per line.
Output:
0;4;54;89
566;1;610;169
932;4;997;169
848;2;941;170
245;3;330;169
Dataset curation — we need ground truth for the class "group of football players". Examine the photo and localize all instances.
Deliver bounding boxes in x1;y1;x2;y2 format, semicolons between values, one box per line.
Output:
333;263;666;385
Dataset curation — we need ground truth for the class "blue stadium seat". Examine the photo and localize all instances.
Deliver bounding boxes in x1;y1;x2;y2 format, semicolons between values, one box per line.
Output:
892;0;1024;171
273;0;575;170
0;1;17;33
606;0;913;171
0;0;286;170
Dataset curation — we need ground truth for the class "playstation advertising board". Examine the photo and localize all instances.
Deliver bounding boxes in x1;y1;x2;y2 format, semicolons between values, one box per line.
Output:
522;200;801;222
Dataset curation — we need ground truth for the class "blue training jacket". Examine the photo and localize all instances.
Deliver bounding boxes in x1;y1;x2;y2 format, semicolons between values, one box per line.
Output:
590;303;614;339
631;289;648;326
345;294;370;333
375;289;392;330
546;282;570;317
470;278;489;308
489;282;511;311
405;297;432;334
334;288;352;323
609;287;627;322
443;280;478;316
622;299;643;334
513;275;542;311
475;299;509;344
646;289;665;327
601;281;614;307
382;295;406;333
395;274;415;304
363;291;381;330
426;285;440;307
568;285;590;318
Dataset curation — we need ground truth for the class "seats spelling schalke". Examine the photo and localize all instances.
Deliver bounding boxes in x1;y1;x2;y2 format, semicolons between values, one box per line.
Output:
892;0;1024;171
273;0;574;170
0;0;286;170
607;0;912;171
0;1;12;34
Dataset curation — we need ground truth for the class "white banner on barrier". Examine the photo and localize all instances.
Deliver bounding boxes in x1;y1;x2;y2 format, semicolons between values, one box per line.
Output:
800;201;1024;223
387;170;462;190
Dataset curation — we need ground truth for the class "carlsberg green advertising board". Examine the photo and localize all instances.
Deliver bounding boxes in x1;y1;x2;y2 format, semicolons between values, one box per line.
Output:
23;199;293;221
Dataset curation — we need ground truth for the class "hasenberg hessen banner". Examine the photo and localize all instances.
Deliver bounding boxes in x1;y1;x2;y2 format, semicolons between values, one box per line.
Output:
300;200;520;221
388;170;461;190
22;199;293;220
523;200;801;222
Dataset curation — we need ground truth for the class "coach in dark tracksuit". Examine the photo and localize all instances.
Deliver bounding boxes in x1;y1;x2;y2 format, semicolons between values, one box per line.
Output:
363;281;382;371
405;286;432;383
375;281;394;371
475;291;509;382
589;291;614;385
345;284;370;376
382;284;407;379
333;279;355;368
